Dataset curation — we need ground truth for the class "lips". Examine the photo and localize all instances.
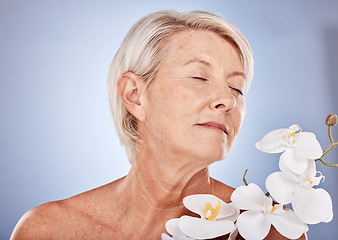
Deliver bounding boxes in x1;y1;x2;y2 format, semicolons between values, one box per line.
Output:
196;121;228;134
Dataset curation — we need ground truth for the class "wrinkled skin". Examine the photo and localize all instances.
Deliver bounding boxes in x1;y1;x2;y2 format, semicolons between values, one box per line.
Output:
11;30;304;240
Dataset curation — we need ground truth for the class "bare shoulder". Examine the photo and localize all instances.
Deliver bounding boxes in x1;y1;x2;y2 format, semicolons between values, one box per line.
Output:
10;200;68;240
11;178;125;240
210;177;235;203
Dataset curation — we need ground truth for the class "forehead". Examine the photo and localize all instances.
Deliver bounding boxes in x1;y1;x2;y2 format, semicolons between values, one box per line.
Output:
162;29;244;73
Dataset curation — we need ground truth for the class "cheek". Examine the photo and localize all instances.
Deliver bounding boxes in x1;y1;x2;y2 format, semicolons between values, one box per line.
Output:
161;84;203;115
145;84;190;127
233;101;246;135
238;101;246;123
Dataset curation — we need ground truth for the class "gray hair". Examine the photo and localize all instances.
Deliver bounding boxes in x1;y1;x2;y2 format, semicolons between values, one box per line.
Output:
107;10;253;164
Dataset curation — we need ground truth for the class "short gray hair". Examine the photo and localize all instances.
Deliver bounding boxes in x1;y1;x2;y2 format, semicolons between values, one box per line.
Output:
107;10;253;164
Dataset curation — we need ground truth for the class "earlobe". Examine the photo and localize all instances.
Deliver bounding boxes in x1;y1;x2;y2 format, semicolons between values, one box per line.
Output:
117;72;146;121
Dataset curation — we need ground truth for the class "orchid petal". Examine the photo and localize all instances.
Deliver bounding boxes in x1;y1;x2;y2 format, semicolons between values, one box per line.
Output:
231;183;267;211
294;132;323;159
265;172;296;204
292;188;333;224
236;211;271;240
279;159;302;182
302;160;317;179
268;208;308;239
279;159;317;183
179;215;234;239
323;211;333;223
161;233;195;240
280;150;309;175
225;203;240;222
228;224;238;240
165;218;183;237
255;128;289;153
179;236;195;240
183;194;234;219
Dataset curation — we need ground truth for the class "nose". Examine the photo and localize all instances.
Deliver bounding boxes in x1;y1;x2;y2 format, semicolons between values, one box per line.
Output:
209;87;236;112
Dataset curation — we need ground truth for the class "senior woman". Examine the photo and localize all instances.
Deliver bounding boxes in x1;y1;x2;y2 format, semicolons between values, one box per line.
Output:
11;10;304;240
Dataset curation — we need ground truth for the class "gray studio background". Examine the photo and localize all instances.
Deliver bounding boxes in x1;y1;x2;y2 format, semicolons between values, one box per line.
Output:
1;0;337;239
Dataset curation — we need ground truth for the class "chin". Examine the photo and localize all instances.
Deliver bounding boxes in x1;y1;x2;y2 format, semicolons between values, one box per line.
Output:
184;134;232;163
209;144;232;162
194;144;229;164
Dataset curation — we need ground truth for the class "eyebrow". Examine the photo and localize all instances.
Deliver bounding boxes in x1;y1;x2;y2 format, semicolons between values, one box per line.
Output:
227;71;246;79
182;58;211;67
182;57;246;78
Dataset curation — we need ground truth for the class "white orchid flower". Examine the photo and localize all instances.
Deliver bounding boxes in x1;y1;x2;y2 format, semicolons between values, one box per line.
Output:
231;183;308;240
163;194;238;240
180;194;239;239
255;124;323;175
162;232;194;240
266;160;333;224
162;218;195;240
228;223;239;240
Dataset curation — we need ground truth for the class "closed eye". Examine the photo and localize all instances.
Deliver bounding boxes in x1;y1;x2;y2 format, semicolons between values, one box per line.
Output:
230;87;244;96
192;76;208;81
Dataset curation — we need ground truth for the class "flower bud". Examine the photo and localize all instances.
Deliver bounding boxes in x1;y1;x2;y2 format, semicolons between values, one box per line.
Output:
325;113;337;126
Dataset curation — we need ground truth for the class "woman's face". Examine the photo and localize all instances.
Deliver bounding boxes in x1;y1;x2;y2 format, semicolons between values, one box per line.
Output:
139;30;247;164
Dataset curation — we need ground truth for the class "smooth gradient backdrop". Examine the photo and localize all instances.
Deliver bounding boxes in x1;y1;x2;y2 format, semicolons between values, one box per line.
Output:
1;0;337;239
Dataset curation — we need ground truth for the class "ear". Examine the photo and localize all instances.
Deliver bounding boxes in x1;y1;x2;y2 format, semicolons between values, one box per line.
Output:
117;72;146;121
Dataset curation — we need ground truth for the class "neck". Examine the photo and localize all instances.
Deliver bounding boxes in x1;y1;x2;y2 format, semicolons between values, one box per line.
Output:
116;144;213;238
128;161;211;208
121;155;212;211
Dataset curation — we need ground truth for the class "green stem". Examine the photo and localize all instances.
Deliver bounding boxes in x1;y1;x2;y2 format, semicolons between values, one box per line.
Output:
315;141;338;167
328;126;334;144
316;157;338;167
323;142;338;157
243;169;270;196
243;169;248;186
315;124;338;167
